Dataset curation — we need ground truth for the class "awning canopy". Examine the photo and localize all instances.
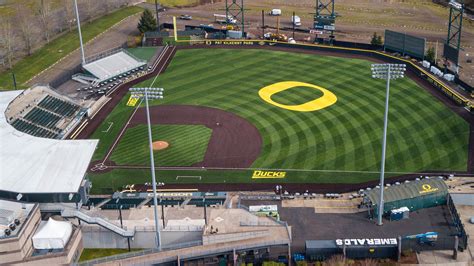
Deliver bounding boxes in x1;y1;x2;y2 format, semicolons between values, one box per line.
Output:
365;177;448;205
32;218;72;249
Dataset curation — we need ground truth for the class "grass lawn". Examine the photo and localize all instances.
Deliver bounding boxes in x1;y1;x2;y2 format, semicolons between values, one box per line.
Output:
0;6;143;90
146;0;200;8
111;124;212;166
127;47;159;61
79;248;141;262
87;49;470;193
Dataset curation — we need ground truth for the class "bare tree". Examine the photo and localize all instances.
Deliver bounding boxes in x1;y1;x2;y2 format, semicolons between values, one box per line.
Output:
16;4;37;56
102;0;110;14
84;0;97;22
0;17;16;69
62;0;76;32
36;0;53;43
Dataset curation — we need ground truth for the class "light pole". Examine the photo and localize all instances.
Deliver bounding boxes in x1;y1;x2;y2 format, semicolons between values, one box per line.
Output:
129;87;164;248
370;63;406;226
73;0;86;65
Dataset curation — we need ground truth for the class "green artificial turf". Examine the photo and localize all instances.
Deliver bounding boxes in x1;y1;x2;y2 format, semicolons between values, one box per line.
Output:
126;47;159;61
87;49;470;193
79;248;141;262
271;86;324;106
0;6;143;90
89;94;136;161
110;124;212;166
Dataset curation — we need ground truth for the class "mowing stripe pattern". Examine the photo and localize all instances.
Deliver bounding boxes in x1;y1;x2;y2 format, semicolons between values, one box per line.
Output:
110;124;212;166
133;49;469;174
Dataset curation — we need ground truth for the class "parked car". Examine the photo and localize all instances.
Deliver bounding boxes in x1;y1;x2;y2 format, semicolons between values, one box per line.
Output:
179;14;192;20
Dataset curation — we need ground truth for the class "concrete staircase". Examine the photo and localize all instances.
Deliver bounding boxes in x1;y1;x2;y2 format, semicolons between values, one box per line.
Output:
61;208;134;237
72;73;97;85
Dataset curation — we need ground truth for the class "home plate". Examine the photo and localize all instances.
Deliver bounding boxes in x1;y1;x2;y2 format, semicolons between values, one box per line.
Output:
214;217;224;222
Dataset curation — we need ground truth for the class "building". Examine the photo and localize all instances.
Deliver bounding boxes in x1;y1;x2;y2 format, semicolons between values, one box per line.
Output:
0;90;98;203
72;48;147;86
0;199;83;265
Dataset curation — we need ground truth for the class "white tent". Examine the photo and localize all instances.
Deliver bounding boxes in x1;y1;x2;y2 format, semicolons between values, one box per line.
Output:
32;218;73;249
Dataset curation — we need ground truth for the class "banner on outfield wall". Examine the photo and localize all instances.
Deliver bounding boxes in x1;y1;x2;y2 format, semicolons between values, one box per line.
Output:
201;40;261;46
252;170;286;179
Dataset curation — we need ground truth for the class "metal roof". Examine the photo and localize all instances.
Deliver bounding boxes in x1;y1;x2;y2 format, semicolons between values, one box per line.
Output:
306;240;337;249
0;90;98;194
365;178;448;205
83;51;146;82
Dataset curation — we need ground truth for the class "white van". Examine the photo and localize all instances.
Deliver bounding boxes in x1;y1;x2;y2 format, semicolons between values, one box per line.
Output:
292;15;301;27
270;9;281;16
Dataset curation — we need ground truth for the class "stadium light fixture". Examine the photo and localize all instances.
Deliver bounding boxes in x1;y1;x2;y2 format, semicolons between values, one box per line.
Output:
129;87;165;249
370;63;406;226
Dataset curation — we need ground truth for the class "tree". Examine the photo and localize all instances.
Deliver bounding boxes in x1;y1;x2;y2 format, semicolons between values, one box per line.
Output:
84;0;97;22
137;9;157;33
36;0;53;43
62;0;76;32
426;46;436;63
370;32;383;46
16;4;37;56
0;17;16;69
102;0;110;14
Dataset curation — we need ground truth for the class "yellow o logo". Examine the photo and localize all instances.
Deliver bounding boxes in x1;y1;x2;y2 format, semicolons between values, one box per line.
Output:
422;184;431;191
258;81;337;112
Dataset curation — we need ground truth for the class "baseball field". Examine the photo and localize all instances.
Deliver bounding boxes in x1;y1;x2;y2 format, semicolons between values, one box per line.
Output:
87;48;470;194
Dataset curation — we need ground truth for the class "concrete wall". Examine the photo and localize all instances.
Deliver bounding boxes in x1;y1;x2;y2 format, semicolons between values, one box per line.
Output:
0;206;41;263
451;193;474;206
20;229;83;265
203;230;268;245
82;226;202;249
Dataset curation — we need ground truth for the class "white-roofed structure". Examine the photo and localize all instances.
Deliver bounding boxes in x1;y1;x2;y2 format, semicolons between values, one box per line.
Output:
0;90;98;201
32;218;73;249
74;49;147;86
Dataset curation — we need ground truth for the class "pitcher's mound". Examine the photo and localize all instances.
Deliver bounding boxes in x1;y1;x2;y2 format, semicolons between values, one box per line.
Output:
152;141;169;151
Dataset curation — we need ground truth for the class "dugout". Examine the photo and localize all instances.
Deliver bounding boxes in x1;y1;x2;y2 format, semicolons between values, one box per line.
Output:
364;178;448;217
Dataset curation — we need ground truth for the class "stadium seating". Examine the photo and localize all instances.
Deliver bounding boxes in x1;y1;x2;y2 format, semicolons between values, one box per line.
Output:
38;95;80;117
23;107;62;130
10;119;58;139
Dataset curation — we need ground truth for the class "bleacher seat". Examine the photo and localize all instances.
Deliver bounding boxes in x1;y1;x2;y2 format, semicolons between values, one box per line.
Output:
23;107;62;130
11;119;58;139
38;95;80;117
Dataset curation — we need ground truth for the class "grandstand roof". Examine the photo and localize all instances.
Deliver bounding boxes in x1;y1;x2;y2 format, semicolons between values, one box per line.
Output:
83;51;146;82
0;90;98;194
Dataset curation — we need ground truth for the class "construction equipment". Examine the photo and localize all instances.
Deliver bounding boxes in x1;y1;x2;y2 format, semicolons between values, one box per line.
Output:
264;32;288;42
404;232;438;246
214;14;237;24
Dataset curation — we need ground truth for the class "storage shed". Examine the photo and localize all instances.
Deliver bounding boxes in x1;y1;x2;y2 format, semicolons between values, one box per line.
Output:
364;178;448;216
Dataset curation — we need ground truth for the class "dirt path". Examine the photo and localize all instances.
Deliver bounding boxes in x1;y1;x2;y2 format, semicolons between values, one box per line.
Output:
129;105;262;168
